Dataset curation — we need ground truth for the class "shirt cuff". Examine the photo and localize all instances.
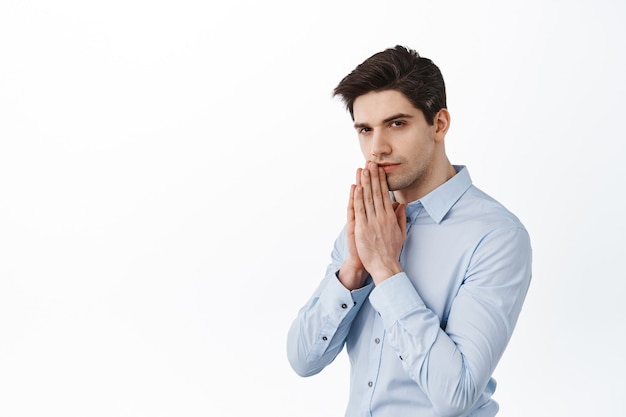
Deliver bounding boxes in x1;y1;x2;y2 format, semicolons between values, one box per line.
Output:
318;271;374;319
368;272;427;329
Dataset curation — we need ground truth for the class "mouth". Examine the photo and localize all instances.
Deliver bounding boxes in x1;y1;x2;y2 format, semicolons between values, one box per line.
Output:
378;163;400;173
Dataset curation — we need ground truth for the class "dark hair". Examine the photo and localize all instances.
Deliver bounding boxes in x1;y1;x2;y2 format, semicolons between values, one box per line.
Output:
333;45;446;125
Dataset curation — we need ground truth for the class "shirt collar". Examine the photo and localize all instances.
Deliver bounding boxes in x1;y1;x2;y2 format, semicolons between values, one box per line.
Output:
402;165;472;224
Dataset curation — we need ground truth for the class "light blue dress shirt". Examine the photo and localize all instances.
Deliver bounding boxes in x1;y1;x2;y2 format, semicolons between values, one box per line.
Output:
287;166;532;417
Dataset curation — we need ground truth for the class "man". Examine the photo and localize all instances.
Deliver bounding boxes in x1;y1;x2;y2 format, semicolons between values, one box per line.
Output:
286;45;532;417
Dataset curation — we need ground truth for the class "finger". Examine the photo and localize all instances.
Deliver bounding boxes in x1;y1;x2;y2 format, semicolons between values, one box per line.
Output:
360;166;375;218
368;163;387;216
347;184;356;222
378;166;393;212
353;185;366;223
351;168;362;220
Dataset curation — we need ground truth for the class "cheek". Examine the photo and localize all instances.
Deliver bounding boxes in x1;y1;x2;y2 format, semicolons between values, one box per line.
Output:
358;139;370;157
406;134;433;156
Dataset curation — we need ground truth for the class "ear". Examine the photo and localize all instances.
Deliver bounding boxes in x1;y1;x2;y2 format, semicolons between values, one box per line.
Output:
434;108;450;142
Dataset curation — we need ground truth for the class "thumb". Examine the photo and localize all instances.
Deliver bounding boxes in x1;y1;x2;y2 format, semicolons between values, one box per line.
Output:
395;203;407;238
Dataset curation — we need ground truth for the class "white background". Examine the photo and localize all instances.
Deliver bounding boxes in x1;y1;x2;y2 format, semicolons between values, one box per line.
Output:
1;1;625;416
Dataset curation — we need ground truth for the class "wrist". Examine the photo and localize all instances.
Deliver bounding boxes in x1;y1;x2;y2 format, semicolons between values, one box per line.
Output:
369;261;402;285
338;261;368;291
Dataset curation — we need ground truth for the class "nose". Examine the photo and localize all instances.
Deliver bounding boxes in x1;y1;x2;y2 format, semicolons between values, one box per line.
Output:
370;130;391;158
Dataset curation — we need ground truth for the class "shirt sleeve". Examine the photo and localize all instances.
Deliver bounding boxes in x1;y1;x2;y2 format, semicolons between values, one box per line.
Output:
286;228;374;377
368;225;532;417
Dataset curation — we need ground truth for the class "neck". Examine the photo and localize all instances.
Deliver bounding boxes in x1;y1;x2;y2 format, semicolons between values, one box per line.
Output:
393;160;456;205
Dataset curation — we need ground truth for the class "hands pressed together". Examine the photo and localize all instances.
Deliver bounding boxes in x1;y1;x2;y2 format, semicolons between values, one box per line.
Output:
339;162;407;290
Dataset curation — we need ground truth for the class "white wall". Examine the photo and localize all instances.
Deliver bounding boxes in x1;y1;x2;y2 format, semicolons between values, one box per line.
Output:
1;1;624;416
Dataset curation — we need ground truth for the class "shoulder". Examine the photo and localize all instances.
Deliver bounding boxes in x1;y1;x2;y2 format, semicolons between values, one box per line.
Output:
449;184;527;235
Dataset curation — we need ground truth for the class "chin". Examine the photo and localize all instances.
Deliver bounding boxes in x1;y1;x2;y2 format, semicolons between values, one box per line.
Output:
386;173;420;193
386;180;402;192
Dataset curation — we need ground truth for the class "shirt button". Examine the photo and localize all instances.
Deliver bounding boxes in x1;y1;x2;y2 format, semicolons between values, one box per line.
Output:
341;303;348;309
322;336;328;341
367;381;373;388
374;338;380;344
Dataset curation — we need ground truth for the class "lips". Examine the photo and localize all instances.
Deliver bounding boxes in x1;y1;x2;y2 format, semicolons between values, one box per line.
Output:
378;163;400;173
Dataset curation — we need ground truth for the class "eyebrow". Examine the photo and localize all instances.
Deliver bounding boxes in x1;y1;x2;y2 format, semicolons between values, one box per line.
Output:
353;113;414;129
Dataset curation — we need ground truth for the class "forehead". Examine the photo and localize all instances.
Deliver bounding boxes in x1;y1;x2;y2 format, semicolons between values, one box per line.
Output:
353;90;421;122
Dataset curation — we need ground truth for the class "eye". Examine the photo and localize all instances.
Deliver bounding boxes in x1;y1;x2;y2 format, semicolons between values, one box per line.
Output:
390;120;405;128
358;127;372;134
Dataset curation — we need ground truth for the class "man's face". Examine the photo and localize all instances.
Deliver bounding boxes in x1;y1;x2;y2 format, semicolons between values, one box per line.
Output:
352;89;438;197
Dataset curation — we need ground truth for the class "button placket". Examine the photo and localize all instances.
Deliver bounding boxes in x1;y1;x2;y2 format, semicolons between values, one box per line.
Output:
364;317;385;399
